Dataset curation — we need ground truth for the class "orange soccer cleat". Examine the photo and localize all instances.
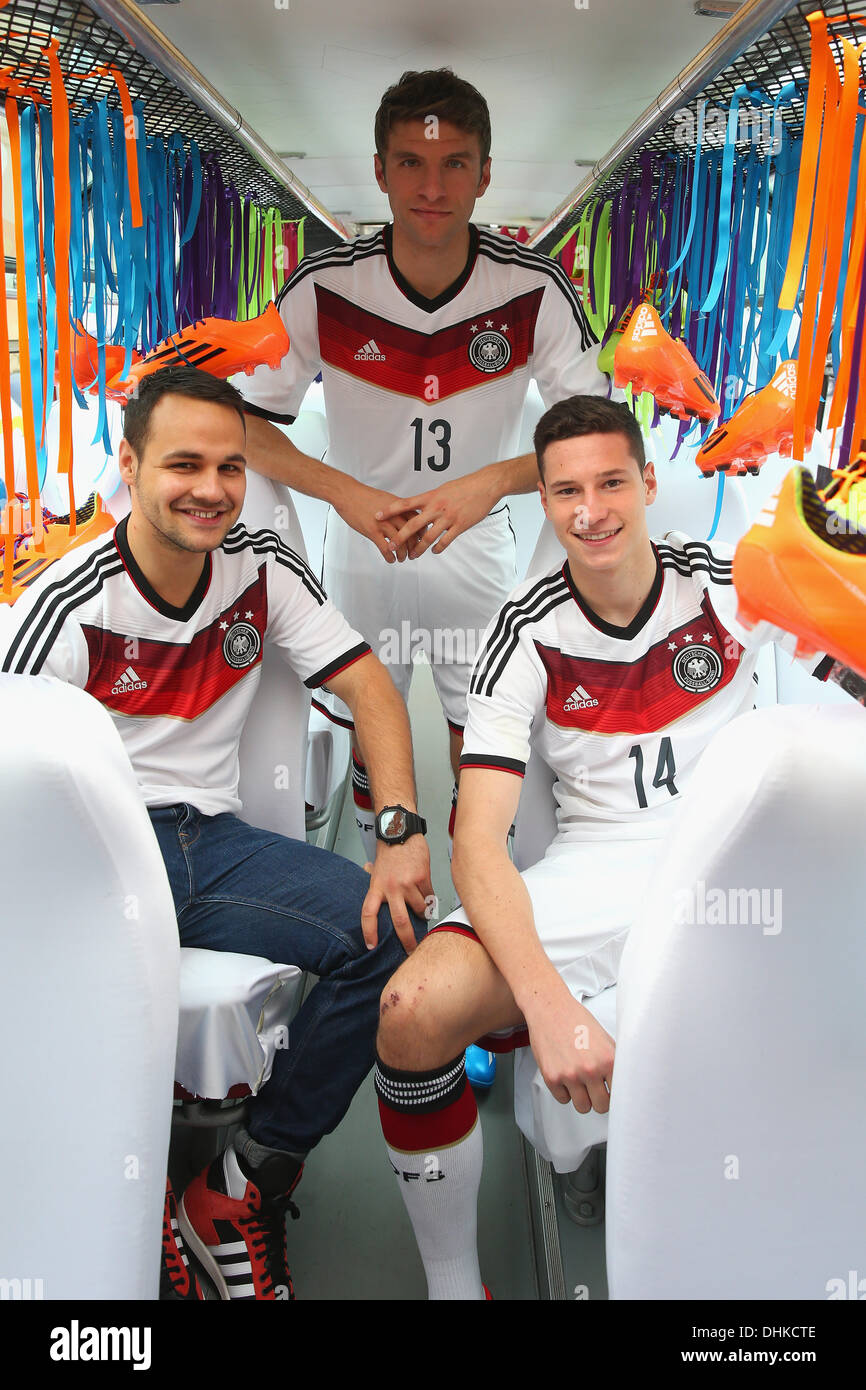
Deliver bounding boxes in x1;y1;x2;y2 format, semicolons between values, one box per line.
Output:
60;321;143;397
613;302;720;422
66;321;143;396
733;465;866;677
0;492;116;605
107;303;290;401
695;361;814;478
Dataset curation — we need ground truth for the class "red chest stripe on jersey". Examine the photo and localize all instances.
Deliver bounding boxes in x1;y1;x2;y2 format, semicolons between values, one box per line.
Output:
82;567;269;718
315;283;543;401
535;594;741;733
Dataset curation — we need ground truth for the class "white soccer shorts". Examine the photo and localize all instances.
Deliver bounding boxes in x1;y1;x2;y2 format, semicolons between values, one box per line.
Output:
317;503;518;733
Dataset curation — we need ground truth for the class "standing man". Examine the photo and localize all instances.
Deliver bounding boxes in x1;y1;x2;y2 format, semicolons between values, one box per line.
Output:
0;367;432;1300
238;68;610;854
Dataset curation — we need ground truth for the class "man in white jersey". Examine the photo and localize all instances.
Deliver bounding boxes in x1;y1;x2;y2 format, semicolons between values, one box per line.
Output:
0;366;432;1301
238;69;609;852
371;395;861;1301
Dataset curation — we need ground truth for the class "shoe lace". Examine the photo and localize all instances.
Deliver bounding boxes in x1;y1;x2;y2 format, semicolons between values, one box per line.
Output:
6;495;54;561
239;1190;299;1300
161;1197;188;1292
818;452;866;506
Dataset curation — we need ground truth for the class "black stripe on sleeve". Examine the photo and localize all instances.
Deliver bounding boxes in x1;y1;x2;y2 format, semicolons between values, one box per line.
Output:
242;401;297;426
458;754;526;778
304;641;371;690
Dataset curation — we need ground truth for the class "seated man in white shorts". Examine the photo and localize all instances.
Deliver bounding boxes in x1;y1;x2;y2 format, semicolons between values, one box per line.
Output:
372;394;859;1301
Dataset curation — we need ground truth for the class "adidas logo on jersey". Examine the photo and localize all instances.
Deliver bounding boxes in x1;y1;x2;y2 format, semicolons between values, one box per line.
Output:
563;683;598;711
111;665;148;695
354;338;386;361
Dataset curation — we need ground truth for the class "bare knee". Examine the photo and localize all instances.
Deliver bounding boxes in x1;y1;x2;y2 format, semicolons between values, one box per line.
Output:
376;954;460;1072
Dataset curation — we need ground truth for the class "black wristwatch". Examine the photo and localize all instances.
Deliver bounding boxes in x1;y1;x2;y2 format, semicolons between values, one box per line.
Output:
375;805;427;845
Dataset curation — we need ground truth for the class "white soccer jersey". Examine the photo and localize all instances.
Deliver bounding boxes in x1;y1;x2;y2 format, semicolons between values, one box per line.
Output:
460;533;831;841
239;224;607;493
0;520;370;815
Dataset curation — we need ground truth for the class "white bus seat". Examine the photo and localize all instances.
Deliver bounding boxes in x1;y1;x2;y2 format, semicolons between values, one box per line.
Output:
174;950;303;1102
305;704;352;851
0;675;179;1299
606;703;866;1298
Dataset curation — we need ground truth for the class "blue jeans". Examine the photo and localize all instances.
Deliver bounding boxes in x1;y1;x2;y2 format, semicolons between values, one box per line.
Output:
149;804;425;1154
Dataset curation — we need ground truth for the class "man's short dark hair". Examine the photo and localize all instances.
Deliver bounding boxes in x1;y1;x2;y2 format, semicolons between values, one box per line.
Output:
534;396;646;480
375;69;491;167
122;366;247;458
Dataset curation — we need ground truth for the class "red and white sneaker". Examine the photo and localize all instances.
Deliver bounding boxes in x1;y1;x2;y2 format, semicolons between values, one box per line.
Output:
160;1177;204;1300
178;1149;302;1301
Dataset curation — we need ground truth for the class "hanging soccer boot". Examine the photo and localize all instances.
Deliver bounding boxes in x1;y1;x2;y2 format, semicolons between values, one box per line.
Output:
695;361;813;478
733;465;866;677
614;302;720;421
0;492;115;605
107;302;290;402
62;320;142;397
598;273;667;378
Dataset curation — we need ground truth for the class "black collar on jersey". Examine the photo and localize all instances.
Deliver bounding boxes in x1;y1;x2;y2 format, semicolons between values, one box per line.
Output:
563;545;663;640
114;515;212;622
384;222;479;312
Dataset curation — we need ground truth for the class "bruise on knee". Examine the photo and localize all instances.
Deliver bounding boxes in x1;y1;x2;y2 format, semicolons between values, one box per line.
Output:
379;988;401;1017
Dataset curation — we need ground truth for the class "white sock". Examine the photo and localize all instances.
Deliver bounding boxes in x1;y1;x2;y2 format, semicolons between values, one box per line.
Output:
376;1053;485;1300
352;752;378;861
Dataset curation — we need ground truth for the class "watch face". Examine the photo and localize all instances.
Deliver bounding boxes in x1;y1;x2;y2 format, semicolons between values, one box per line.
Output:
380;808;406;840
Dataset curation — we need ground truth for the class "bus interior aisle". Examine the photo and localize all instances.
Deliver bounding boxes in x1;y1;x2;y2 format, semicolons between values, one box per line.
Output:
294;660;545;1301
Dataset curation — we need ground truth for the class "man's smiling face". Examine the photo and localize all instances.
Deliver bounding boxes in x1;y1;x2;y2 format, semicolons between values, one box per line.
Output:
119;394;247;556
538;431;657;578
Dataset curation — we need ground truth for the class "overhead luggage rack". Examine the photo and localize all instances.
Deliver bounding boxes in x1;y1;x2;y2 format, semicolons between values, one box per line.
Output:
0;0;349;254
531;0;863;254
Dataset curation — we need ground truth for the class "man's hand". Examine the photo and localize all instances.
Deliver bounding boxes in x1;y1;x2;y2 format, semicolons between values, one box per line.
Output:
360;836;434;956
331;475;418;563
524;991;616;1114
376;470;501;559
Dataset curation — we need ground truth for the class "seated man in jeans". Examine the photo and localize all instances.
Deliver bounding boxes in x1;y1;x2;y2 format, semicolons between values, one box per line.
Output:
0;365;432;1301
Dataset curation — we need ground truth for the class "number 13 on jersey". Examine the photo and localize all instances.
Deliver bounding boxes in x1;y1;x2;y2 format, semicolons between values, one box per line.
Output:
411;417;451;472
